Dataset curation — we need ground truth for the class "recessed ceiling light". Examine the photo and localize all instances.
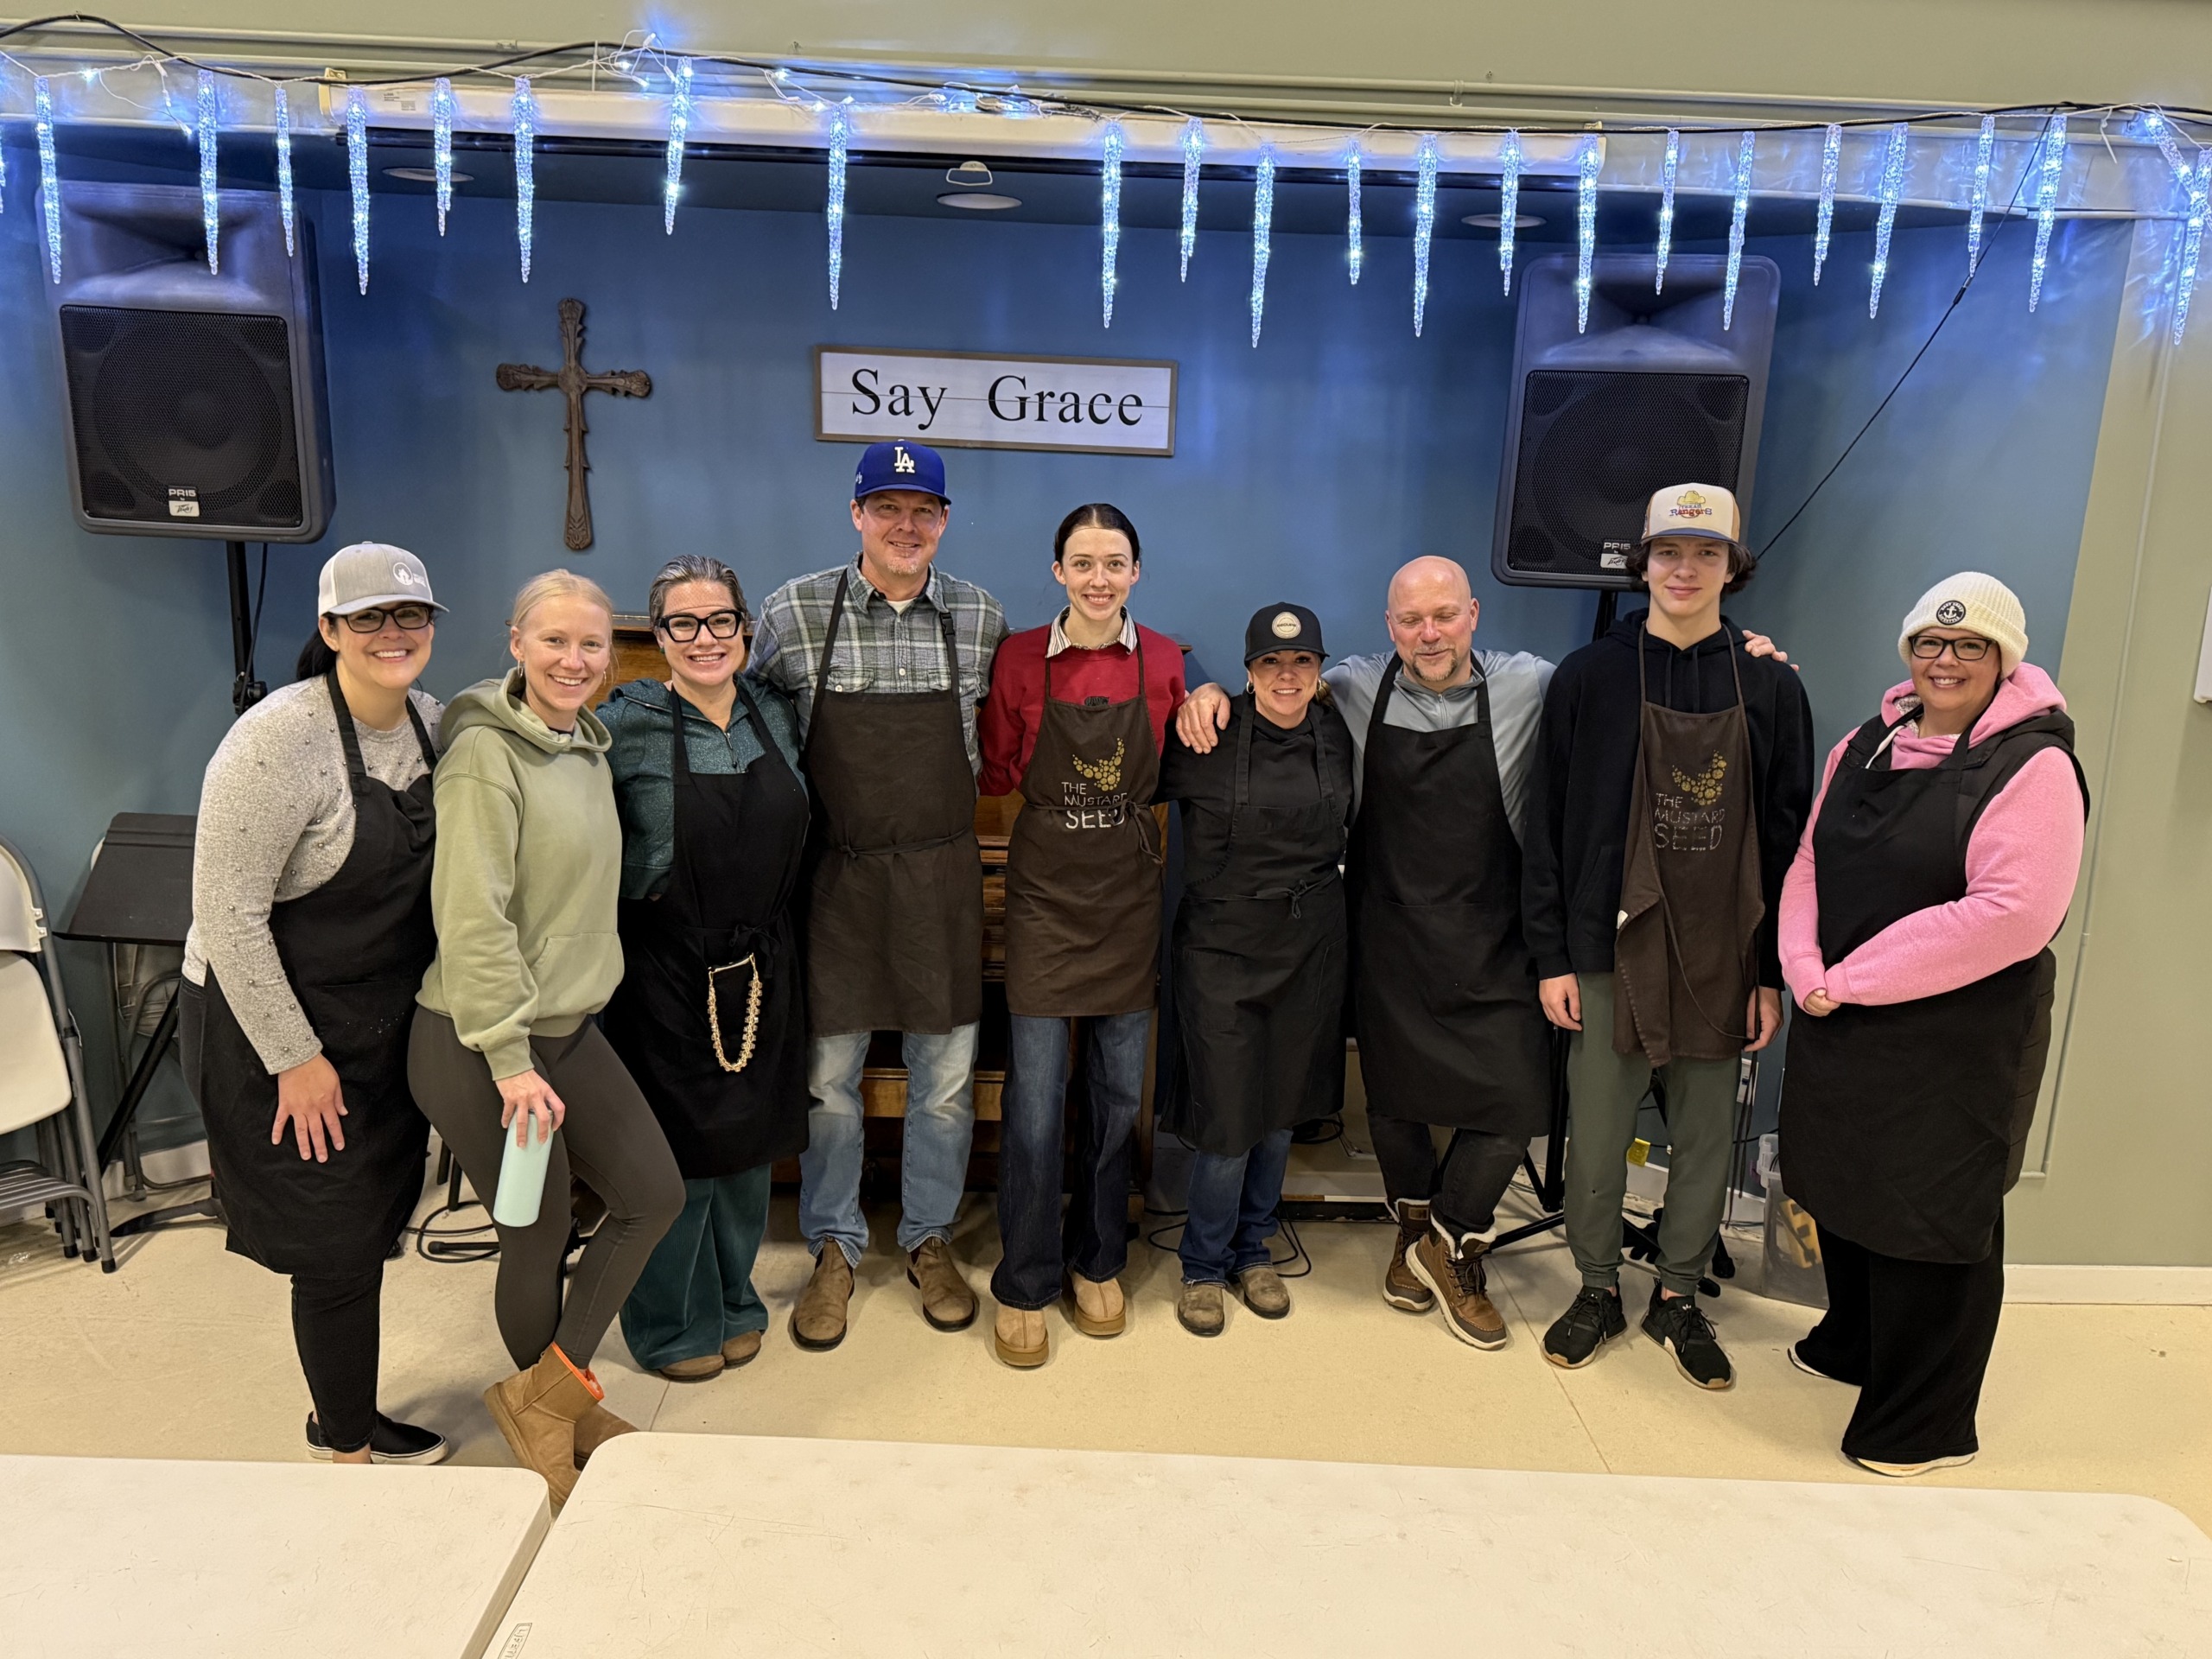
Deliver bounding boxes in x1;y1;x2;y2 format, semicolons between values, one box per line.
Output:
386;166;474;184
939;192;1021;211
1463;212;1545;229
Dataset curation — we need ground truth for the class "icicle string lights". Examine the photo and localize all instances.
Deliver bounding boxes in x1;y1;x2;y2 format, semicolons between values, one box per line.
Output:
664;58;692;234
1870;121;1909;319
1654;130;1679;294
346;86;369;294
1812;124;1840;285
195;69;219;275
1345;143;1363;287
1723;130;1753;331
826;101;849;309
36;77;60;282
512;78;537;283
1412;133;1439;338
1100;121;1123;326
1179;118;1203;282
1966;114;1995;276
1575;132;1600;334
430;77;454;235
270;86;295;256
2147;115;2209;345
2029;113;2066;313
1250;147;1274;346
1498;130;1522;296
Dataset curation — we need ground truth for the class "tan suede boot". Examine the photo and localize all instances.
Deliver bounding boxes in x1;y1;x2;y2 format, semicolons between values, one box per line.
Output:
484;1344;601;1507
906;1236;978;1331
571;1402;639;1471
992;1305;1049;1369
791;1248;854;1351
1065;1273;1127;1338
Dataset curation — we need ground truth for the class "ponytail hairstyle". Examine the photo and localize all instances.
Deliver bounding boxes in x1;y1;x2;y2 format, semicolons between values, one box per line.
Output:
296;621;339;682
1052;502;1141;565
646;555;748;626
509;568;615;630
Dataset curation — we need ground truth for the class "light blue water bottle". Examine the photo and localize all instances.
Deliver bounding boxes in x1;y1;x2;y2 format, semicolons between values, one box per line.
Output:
492;1110;552;1228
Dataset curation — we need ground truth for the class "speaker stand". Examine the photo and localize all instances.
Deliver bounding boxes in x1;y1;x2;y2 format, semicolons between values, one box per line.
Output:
1592;589;1619;641
226;539;267;717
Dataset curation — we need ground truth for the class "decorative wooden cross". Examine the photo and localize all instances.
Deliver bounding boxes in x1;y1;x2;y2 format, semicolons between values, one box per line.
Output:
496;297;652;551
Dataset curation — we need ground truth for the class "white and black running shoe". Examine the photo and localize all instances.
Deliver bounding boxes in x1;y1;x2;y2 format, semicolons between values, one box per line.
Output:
1641;1286;1733;1390
305;1412;451;1465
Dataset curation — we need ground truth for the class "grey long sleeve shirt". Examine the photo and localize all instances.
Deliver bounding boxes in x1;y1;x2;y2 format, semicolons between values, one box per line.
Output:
1323;649;1555;840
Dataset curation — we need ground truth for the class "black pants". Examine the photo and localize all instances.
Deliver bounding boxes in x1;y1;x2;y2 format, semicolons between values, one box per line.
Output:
408;1010;685;1371
1799;1212;2005;1465
293;1267;384;1453
1367;1111;1526;1241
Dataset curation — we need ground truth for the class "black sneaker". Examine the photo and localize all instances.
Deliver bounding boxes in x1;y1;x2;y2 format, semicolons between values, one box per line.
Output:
305;1411;451;1465
1542;1287;1626;1369
1642;1287;1734;1390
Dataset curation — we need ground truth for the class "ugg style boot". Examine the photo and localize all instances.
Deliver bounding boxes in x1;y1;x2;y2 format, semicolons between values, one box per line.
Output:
484;1344;601;1507
571;1402;639;1471
791;1247;855;1351
1065;1273;1126;1338
1383;1200;1435;1313
993;1305;1049;1369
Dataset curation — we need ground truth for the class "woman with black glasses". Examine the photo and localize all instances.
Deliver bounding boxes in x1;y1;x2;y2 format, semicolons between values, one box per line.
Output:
182;543;448;1466
598;556;810;1383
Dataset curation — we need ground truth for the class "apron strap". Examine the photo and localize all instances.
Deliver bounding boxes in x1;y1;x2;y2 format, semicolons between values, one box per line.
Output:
1044;612;1146;709
811;567;854;711
323;670;370;798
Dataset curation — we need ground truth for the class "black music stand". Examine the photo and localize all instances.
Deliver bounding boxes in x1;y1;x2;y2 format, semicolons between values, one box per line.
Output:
57;812;219;1240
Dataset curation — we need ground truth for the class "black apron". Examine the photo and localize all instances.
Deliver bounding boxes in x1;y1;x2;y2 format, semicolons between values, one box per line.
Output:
1349;658;1548;1136
801;569;983;1036
1163;696;1350;1159
1612;625;1765;1065
185;673;437;1276
601;683;811;1178
1003;626;1164;1018
1780;707;2086;1263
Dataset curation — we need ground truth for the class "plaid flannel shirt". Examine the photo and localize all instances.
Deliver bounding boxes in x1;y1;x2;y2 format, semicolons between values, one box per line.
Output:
749;557;1007;772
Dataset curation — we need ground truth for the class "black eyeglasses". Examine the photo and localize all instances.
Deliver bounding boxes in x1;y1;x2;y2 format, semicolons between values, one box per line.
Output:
341;604;435;633
1908;633;1993;663
657;609;746;642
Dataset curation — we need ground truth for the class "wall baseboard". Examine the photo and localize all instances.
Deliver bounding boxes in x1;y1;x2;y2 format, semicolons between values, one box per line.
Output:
2004;1264;2212;1305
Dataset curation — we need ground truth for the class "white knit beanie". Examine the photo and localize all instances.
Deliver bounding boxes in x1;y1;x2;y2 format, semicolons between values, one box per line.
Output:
1898;571;2029;678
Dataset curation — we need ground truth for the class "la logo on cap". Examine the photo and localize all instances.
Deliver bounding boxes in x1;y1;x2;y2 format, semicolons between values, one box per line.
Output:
1270;611;1301;639
893;446;916;474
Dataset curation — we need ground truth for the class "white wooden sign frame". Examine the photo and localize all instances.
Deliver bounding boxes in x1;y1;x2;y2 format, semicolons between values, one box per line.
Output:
814;346;1178;457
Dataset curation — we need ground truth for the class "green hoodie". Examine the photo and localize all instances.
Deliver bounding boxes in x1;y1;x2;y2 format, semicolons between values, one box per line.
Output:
416;669;623;1080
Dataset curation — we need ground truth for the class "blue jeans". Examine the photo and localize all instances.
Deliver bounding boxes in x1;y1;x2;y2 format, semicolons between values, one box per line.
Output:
991;1011;1149;1310
1178;1127;1294;1284
618;1166;772;1372
800;1026;978;1266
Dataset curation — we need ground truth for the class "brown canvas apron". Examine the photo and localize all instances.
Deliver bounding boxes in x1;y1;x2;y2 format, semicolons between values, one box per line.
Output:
1002;626;1164;1018
801;569;982;1037
1612;623;1764;1065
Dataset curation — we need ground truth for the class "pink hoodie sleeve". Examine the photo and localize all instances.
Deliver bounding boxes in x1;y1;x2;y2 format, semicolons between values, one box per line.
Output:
1821;747;2085;1007
1778;736;1849;1010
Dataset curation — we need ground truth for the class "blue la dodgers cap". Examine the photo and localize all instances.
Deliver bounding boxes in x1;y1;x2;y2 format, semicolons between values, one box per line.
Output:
852;439;950;503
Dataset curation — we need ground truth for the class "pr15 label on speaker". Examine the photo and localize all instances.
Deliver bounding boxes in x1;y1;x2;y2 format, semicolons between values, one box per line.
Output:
167;487;200;519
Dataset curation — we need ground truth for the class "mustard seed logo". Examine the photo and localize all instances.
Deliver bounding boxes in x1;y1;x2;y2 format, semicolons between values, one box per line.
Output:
1671;751;1728;807
1071;737;1126;793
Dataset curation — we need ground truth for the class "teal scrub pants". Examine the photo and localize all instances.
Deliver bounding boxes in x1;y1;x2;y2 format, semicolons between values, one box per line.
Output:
618;1165;773;1371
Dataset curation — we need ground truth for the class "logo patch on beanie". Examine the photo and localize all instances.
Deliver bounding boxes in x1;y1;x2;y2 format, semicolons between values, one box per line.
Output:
1935;600;1967;626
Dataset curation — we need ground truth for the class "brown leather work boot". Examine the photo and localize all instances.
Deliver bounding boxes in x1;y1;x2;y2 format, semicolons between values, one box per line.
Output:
1177;1281;1225;1337
571;1402;638;1471
791;1247;855;1351
483;1344;601;1507
1234;1264;1292;1319
907;1236;978;1331
1407;1227;1510;1350
1065;1273;1127;1338
1384;1200;1435;1313
993;1305;1049;1369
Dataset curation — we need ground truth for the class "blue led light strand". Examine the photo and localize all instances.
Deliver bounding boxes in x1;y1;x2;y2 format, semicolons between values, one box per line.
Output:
1250;146;1275;346
2176;159;2209;346
195;70;219;274
664;58;692;233
827;102;849;309
36;78;60;282
1575;132;1601;334
1812;123;1840;285
1654;129;1679;293
1100;120;1123;326
429;77;454;235
1965;114;1995;275
1345;143;1363;286
1870;121;1909;319
2028;113;2066;313
1179;118;1203;282
272;86;296;256
1723;130;1753;330
512;78;537;283
1498;129;1522;296
346;86;369;294
1413;133;1439;337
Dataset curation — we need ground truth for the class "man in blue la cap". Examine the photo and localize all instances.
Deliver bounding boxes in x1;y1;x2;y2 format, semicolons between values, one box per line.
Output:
748;440;1007;1350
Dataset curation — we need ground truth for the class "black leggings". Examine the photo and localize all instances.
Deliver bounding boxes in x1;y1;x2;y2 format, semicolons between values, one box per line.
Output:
293;1267;384;1453
408;1010;684;1371
1367;1111;1528;1241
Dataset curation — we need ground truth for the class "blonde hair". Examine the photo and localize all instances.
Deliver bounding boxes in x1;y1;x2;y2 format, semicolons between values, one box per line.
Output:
509;568;614;631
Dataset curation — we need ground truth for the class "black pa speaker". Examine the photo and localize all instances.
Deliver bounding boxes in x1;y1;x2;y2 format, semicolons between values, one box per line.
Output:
1491;252;1779;590
44;181;335;541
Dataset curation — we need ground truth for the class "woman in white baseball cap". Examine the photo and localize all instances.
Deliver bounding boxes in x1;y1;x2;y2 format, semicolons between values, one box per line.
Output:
1776;571;2088;1477
181;543;450;1467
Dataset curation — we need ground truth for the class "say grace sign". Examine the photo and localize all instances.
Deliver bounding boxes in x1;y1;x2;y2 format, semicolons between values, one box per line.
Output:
814;347;1177;457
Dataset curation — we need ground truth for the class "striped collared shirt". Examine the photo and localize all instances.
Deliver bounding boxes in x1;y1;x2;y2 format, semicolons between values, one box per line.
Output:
749;556;1008;772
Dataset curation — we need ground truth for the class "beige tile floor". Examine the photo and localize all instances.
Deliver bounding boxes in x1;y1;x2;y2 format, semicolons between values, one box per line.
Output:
3;1182;2207;1535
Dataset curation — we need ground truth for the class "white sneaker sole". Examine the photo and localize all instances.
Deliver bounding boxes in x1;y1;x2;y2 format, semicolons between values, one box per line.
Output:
1850;1452;1976;1478
308;1436;451;1465
1788;1344;1849;1383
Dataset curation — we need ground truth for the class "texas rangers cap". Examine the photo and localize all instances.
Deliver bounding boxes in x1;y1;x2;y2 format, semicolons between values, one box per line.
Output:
852;440;950;503
1243;602;1327;664
1639;482;1743;546
316;542;442;616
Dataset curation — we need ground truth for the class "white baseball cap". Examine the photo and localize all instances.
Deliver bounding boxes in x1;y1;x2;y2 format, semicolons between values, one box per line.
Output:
1640;483;1743;547
316;542;443;616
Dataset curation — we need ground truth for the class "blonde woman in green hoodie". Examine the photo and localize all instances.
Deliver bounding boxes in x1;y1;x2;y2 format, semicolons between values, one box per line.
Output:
409;569;683;1504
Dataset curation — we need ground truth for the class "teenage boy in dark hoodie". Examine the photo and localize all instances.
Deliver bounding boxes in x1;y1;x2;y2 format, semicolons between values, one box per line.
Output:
1523;482;1815;1390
